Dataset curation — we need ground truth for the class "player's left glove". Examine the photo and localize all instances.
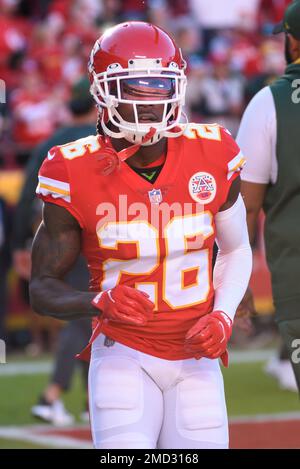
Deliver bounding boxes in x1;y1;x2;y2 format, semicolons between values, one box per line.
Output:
184;311;232;367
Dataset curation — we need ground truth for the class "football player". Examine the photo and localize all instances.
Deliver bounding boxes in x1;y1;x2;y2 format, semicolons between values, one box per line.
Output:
30;22;252;449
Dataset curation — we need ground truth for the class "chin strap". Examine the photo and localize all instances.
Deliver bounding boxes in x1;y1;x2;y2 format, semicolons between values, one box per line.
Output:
97;127;157;175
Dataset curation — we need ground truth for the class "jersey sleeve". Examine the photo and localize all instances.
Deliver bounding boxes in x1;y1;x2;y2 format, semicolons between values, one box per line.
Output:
36;146;84;228
219;126;246;182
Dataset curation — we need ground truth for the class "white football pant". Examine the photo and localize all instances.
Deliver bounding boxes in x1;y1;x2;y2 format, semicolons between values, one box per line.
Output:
88;334;229;449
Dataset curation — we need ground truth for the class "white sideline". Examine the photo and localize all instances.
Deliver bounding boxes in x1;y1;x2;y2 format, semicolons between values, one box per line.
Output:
230;349;275;363
0;361;51;376
230;411;300;423
0;349;277;376
1;413;300;449
0;425;93;449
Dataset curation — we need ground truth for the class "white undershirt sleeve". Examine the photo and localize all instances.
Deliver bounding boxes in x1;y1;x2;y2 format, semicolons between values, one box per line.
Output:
213;194;252;321
236;86;277;184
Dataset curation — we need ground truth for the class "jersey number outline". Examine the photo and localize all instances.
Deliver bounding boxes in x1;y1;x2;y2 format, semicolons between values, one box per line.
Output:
184;123;221;141
59;136;101;160
97;213;214;310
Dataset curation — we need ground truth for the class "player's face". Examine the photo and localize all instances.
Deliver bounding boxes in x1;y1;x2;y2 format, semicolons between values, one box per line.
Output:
117;100;165;124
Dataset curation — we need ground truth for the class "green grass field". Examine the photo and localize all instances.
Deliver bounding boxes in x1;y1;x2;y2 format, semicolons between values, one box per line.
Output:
0;371;85;427
224;361;300;416
0;438;47;449
0;357;299;448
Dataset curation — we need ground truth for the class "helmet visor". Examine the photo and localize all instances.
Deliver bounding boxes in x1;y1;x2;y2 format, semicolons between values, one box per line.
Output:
120;76;175;100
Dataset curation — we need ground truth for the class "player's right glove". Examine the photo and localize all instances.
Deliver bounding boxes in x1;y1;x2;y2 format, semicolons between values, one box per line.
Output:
92;285;155;326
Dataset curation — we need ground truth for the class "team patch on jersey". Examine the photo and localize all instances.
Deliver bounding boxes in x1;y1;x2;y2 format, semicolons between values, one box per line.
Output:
188;172;216;204
148;188;162;205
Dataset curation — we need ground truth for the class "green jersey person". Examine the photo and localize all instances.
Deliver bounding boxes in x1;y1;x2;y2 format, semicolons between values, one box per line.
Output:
237;1;300;393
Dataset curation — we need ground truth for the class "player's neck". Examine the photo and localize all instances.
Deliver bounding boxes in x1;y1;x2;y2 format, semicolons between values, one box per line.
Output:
111;136;167;168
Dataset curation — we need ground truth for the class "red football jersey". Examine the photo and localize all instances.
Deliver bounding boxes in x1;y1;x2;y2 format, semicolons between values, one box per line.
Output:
36;123;245;360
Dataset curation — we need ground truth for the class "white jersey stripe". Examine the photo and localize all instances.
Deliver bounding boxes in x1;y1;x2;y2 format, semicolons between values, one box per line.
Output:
227;151;246;180
38;175;70;192
36;183;71;203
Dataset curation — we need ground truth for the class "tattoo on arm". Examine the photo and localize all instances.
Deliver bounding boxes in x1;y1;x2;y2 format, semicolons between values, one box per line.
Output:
30;203;97;320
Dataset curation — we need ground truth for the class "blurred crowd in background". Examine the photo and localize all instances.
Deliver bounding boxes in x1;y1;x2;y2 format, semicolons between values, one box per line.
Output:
0;0;290;167
0;0;288;355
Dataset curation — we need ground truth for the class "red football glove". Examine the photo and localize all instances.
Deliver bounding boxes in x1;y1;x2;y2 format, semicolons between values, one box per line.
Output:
184;311;232;367
92;285;155;326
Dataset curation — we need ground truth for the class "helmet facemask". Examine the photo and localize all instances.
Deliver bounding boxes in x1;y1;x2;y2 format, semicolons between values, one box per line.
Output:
90;58;187;145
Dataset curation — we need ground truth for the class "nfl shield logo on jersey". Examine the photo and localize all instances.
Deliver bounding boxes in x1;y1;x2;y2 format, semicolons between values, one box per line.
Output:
189;172;217;204
104;336;115;347
148;188;162;205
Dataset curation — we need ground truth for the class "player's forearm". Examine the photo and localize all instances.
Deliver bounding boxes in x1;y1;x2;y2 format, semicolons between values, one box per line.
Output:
245;210;259;245
213;195;252;321
29;277;97;320
240;181;267;245
213;245;252;321
30;208;98;320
